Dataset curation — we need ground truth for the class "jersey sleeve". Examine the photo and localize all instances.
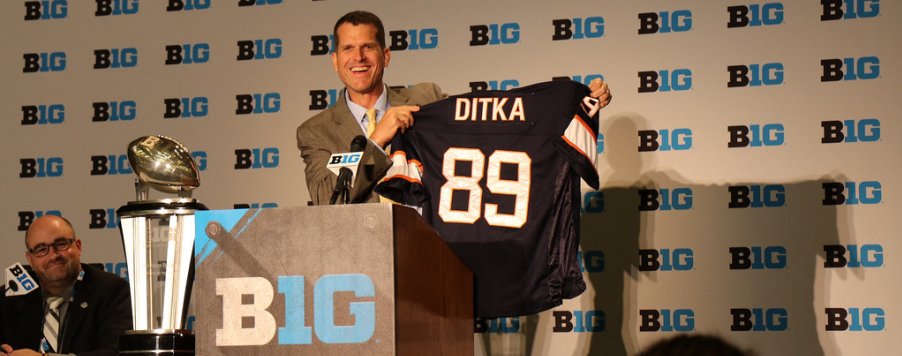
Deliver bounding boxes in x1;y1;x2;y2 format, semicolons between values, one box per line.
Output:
556;91;601;190
374;132;428;204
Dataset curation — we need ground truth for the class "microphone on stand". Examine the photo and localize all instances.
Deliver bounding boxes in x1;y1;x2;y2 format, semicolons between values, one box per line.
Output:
328;135;368;205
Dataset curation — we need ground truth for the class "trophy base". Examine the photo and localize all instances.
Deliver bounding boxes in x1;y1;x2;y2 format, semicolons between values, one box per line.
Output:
119;329;194;356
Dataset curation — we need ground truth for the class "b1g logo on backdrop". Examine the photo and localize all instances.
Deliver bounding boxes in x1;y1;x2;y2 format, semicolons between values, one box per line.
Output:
237;0;282;7
639;248;694;271
728;185;786;208
23;52;66;73
825;307;885;331
192;151;208;171
92;101;136;122
821;119;880;143
164;97;209;118
236;93;281;115
638;129;692;152
237;39;282;61
553;310;605;333
234;148;279;169
638;10;691;34
309;89;340;110
638;69;692;93
89;208;119;229
552;17;604;40
389;28;438;51
727;63;784;87
822;181;881;205
310;34;335;56
577;250;605;273
821;0;880;21
731;308;788;331
166;0;210;12
639;309;695;332
474;317;520;334
727;3;784;28
20;157;63;178
823;244;883;268
91;154;132;176
639;188;693;211
166;43;210;65
22;104;65;125
821;56;879;81
469;22;520;46
552;74;605;87
729;246;787;270
94;47;138;69
95;0;139;16
24;0;67;20
728;124;784;148
469;79;519;92
17;210;62;231
582;191;604;213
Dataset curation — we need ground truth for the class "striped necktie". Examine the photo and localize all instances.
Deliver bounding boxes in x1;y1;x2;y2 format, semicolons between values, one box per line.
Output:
43;296;65;352
365;108;377;137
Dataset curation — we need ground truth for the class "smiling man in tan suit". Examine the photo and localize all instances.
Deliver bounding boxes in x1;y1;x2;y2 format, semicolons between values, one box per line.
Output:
298;10;612;205
297;10;444;205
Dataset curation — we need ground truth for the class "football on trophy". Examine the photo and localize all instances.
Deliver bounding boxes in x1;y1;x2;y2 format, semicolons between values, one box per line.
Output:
127;135;200;194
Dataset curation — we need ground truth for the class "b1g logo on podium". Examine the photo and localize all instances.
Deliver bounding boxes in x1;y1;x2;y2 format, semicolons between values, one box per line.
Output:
638;10;691;34
639;309;695;332
727;3;784;28
469;22;520;46
821;0;880;21
215;274;375;345
389;28;438;51
731;308;788;331
553;310;605;333
24;0;67;20
825;307;885;331
21;104;65;125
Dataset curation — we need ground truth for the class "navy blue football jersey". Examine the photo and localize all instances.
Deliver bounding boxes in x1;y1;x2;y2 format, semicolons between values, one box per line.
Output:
376;80;601;317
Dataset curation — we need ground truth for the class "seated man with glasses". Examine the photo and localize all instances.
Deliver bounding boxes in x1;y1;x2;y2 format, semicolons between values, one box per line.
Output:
0;215;132;356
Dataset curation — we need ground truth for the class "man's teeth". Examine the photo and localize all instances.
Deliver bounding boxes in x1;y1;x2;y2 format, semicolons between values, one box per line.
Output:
351;67;369;72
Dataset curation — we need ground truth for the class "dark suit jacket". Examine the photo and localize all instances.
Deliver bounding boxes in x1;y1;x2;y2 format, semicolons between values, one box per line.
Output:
0;263;132;356
297;83;445;205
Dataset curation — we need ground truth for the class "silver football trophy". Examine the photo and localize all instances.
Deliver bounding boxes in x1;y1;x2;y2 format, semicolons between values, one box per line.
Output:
116;135;207;356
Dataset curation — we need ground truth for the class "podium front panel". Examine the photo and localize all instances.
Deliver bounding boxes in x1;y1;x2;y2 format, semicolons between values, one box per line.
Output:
193;204;396;355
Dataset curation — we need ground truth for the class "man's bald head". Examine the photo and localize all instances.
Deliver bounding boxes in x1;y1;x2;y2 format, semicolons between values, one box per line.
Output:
25;215;75;247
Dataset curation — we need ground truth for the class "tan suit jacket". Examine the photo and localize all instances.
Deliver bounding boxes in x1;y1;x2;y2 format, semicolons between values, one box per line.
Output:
297;83;445;205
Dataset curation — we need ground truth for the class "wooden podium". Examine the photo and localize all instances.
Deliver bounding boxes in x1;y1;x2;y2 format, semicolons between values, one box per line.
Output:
193;204;473;355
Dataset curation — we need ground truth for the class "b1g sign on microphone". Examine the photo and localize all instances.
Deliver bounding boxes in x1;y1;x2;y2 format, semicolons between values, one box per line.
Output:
326;152;362;184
